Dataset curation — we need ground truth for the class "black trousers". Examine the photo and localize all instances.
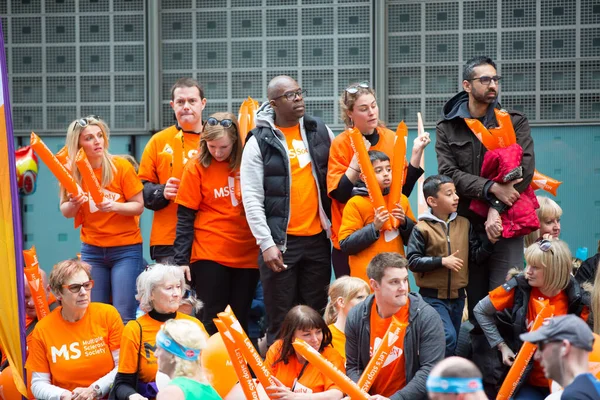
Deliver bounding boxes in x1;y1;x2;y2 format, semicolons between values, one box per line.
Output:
259;231;332;346
331;247;350;278
191;260;260;336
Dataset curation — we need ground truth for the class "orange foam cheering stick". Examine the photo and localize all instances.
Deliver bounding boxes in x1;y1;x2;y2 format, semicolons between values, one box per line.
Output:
387;121;408;229
497;302;554;400
531;170;562;197
213;319;260;400
217;307;277;392
22;246;50;320
349;127;392;231
357;316;407;392
171;130;185;179
292;339;369;400
30;132;79;196
75;148;104;204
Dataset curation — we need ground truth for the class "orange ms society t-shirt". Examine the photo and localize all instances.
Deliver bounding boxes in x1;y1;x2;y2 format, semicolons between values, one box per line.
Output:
175;159;259;268
78;156;143;247
138;126;201;247
277;124;322;236
369;298;410;397
25;303;124;392
265;340;345;394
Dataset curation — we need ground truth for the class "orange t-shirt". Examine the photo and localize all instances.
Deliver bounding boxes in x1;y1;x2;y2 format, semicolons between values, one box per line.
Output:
489;285;569;388
328;324;346;361
77;156;143;247
25;303;124;392
118;312;206;383
278;124;322;236
327;126;398;249
265;340;345;394
338;193;415;285
138;126;201;247
175;158;259;268
369;298;410;397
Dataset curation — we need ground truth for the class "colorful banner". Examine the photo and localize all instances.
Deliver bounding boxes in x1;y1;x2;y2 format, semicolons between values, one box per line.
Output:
0;18;28;397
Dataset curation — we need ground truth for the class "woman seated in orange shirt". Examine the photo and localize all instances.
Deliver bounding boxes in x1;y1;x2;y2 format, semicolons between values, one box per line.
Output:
26;259;124;400
111;264;207;400
59;115;144;323
174;112;259;336
265;305;344;399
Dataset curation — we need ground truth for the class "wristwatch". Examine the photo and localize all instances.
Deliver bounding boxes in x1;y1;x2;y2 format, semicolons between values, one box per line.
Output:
92;384;102;399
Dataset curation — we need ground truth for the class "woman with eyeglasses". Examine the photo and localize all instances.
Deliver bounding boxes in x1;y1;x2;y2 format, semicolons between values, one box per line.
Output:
155;319;221;400
25;259;124;400
59;116;144;323
473;238;591;399
327;82;431;277
173;112;260;336
264;305;344;399
111;264;207;400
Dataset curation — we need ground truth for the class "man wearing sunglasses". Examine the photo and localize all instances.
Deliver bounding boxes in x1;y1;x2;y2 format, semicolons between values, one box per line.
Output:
241;75;334;346
138;78;207;264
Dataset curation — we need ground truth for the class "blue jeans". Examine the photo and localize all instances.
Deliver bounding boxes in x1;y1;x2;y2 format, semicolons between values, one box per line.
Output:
81;243;143;323
422;296;465;357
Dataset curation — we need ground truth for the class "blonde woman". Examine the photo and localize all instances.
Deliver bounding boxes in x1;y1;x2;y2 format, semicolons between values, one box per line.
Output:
59;116;144;322
474;238;590;399
155;319;221;400
323;276;369;360
524;196;562;247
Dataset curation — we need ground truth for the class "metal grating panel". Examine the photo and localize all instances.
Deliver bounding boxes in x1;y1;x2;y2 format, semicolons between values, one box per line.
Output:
163;42;194;70
80;45;111;73
501;30;536;60
501;0;537;28
580;94;600;119
267;70;298;85
12;17;42;44
231;10;262;38
162;74;182;101
195;0;226;8
425;97;447;123
425;2;459;31
114;0;143;12
302;38;334;67
267;0;297;5
580;61;600;90
425;34;459;63
581;28;600;58
302;7;334;36
388;3;421;33
388;98;421;125
338;6;370;35
162;0;193;9
501;62;536;92
46;0;75;13
162;103;177;128
115;75;145;102
232;71;263;98
463;0;497;30
425;66;459;94
338;68;371;89
115;105;146;129
80;15;110;43
540;94;576;120
267;40;298;68
540;61;576;91
79;0;110;12
581;0;600;25
303;0;333;3
161;12;193;40
389;35;421;64
10;0;41;14
267;9;298;37
303;70;334;97
541;0;576;26
203;102;229;120
12;77;43;104
12;106;43;131
46;77;77;104
197;11;228;39
232;0;261;6
197;42;228;69
46;16;76;44
463;32;498;62
338;37;370;65
47;106;76;130
501;95;536;119
540;29;576;59
305;100;334;125
197;72;228;99
81;76;111;103
46;46;76;73
12;47;42;74
389;67;421;95
114;44;145;72
114;15;144;42
232;40;263;68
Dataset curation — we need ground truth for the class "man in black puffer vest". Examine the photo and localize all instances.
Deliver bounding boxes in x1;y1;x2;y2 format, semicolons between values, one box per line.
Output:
241;75;334;345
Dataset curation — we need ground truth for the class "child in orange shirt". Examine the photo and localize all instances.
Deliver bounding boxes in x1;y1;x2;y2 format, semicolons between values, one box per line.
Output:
265;305;344;398
59;116;144;323
338;150;415;284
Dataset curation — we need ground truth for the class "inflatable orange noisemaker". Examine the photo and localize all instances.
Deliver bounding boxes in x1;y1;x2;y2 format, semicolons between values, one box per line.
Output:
238;101;250;144
387;121;407;229
357;316;407;392
217;307;277;393
497;301;554;400
349;127;393;232
530;170;562;197
292;339;369;400
75;148;104;204
171;130;185;179
214;319;260;400
30;132;79;196
23;246;50;320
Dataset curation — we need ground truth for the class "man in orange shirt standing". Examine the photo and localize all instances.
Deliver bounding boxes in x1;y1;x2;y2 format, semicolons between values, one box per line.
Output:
345;252;445;399
138;78;207;264
241;75;334;346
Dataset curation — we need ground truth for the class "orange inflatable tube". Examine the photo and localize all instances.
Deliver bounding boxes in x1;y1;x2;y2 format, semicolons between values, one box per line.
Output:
214;319;260;400
75;148;104;204
30;132;79;196
238;101;250;144
292;339;369;400
357;317;406;392
387;121;407;229
171;130;185;179
55;146;71;170
531;170;562;197
247;97;259;131
497;303;554;400
217;307;277;392
349;127;393;231
22;246;50;320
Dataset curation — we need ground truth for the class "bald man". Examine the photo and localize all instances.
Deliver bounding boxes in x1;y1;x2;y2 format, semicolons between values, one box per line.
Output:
427;357;488;400
241;75;334;345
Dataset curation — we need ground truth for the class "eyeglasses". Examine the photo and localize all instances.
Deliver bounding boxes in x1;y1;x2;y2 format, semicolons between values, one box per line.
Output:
537;239;553;254
205;117;233;128
537;339;560;352
76;115;101;127
62;280;94;293
272;88;306;102
469;75;502;85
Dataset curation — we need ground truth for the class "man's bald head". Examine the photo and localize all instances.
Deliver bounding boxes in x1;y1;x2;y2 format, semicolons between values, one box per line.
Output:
267;75;298;100
266;75;305;127
427;357;487;400
430;356;482;379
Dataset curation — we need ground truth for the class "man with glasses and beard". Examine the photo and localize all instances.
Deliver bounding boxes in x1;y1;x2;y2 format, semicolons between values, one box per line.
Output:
435;56;535;392
241;75;334;346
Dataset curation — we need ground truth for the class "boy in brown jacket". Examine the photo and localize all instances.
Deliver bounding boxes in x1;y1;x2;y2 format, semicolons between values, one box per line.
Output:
407;174;497;356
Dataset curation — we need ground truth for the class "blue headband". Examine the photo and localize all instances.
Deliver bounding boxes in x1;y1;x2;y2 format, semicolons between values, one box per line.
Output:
426;377;483;393
156;331;200;361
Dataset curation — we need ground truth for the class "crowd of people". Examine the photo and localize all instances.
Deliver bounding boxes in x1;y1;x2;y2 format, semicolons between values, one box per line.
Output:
3;55;600;400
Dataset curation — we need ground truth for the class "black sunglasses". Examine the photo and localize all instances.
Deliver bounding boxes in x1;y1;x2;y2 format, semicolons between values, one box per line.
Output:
343;82;370;103
537;238;553;254
76;115;101;127
205;117;233;128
